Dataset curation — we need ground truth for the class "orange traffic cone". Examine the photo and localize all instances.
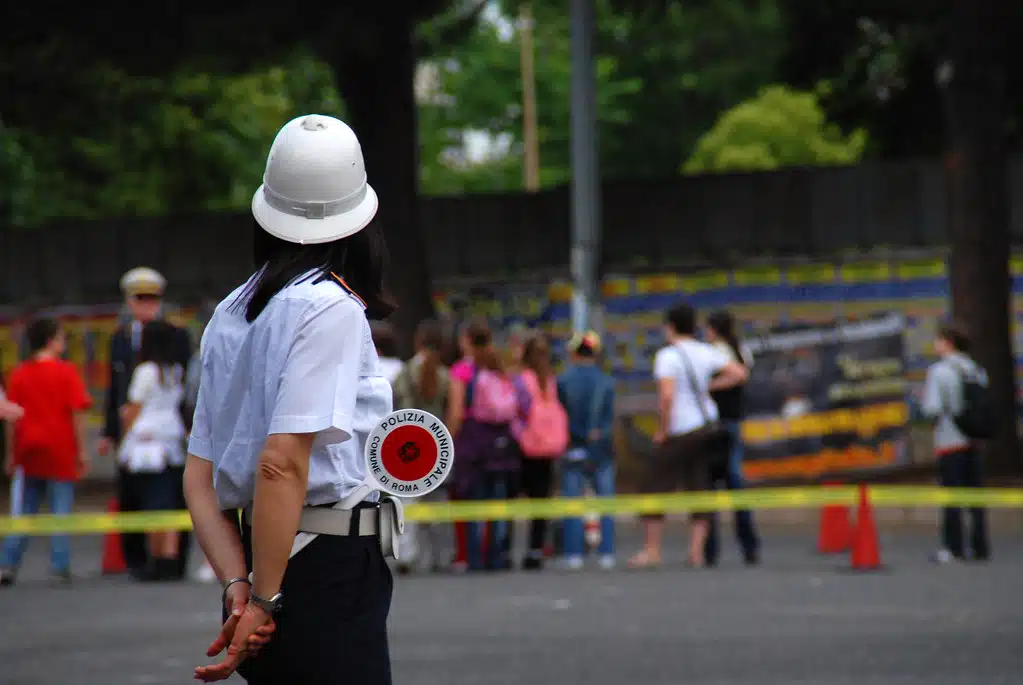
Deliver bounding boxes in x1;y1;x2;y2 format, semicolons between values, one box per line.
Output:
817;482;852;554
101;498;127;575
850;484;881;571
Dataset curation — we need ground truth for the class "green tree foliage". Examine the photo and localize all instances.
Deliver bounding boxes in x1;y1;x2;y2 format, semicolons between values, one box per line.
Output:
419;0;785;192
683;85;867;173
598;0;786;177
2;54;340;226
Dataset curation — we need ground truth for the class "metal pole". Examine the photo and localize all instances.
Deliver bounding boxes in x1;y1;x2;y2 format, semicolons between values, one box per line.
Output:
519;4;540;191
569;0;601;335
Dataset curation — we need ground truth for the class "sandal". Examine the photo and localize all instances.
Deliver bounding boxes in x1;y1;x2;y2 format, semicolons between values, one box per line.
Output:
627;551;662;569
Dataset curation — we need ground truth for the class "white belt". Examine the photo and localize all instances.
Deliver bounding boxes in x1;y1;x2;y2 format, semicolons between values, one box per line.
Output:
242;496;405;559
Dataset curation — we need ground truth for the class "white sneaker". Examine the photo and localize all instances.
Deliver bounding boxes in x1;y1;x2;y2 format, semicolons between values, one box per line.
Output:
598;555;616;571
562;555;584;571
932;549;955;565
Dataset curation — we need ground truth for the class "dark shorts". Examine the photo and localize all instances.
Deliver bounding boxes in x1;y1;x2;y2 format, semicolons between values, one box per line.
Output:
642;430;729;521
234;505;394;685
135;469;181;512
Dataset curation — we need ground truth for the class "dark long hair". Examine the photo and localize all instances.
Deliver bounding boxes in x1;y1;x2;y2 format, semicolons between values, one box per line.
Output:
234;219;395;322
414;319;444;401
522;332;554;396
707;310;744;365
139;320;182;384
465;318;503;374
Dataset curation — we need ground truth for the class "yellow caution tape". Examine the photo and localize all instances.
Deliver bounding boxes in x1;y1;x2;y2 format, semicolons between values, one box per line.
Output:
3;487;1023;535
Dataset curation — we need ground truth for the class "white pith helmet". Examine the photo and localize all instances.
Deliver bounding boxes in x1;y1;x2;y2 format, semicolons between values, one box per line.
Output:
251;114;379;244
120;267;166;296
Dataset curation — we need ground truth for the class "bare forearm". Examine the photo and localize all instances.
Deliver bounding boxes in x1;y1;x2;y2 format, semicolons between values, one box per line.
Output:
250;459;308;598
658;400;672;435
184;459;247;583
74;413;89;455
708;377;733;392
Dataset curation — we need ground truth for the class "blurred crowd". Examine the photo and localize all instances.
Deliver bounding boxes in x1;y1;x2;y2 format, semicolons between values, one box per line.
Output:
374;300;765;574
0;266;994;587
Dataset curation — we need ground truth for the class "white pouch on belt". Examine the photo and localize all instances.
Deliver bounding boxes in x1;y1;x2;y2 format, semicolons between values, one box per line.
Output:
378;495;405;560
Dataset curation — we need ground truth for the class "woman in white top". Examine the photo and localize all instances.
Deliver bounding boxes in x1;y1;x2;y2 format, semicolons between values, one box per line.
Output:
629;301;748;569
119;320;187;582
183;115;397;684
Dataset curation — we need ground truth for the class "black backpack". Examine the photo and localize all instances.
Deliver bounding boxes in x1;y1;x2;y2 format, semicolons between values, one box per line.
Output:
952;362;994;440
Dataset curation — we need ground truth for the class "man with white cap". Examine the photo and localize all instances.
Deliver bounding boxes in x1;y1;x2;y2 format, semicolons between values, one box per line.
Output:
184;114;397;683
100;266;193;579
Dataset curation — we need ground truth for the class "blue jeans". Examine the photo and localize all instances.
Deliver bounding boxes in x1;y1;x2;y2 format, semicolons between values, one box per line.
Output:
561;459;616;557
706;422;759;563
467;471;516;571
2;478;75;572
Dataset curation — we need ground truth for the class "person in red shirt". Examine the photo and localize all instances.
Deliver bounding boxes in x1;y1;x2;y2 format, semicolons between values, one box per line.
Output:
1;317;92;586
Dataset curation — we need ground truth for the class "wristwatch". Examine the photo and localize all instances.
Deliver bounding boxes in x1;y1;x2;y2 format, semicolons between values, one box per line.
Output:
249;587;283;615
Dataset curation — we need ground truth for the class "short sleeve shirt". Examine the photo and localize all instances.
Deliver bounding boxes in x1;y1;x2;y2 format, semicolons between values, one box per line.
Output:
653;339;730;435
6;358;92;480
187;271;392;509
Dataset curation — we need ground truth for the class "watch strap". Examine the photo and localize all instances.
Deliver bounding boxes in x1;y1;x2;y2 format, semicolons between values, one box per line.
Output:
249;588;283;614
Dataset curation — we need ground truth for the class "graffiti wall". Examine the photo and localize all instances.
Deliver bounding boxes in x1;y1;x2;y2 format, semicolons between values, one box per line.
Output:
433;254;1023;482
3;253;1022;483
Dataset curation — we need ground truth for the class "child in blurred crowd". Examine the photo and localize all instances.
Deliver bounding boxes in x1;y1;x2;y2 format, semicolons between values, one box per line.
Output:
119;321;187;582
515;332;569;569
393;319;451;572
558;331;617;570
1;318;92;586
448;319;520;571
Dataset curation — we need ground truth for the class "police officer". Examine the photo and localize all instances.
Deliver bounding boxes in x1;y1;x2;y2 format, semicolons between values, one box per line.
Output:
184;114;397;684
99;267;192;579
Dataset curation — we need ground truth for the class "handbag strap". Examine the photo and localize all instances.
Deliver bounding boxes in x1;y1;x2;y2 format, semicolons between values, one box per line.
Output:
675;343;712;425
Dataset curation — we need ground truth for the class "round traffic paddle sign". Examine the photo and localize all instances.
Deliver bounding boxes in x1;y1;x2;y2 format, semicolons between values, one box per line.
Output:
364;409;454;497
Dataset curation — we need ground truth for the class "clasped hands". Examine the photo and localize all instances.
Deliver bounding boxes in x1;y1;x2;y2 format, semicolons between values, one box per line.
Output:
194;580;277;682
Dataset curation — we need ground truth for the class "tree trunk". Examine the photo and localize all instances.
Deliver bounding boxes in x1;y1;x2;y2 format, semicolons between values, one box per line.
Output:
944;2;1020;474
330;15;435;357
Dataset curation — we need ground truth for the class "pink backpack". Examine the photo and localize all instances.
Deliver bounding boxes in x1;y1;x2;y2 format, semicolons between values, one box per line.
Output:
470;369;519;425
517;371;569;458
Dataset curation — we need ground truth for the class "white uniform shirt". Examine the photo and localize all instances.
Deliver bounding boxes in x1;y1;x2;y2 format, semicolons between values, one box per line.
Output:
120;362;186;471
653;339;731;435
188;271;392;510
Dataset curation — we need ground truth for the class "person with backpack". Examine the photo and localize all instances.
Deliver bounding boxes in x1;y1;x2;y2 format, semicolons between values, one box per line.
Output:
920;322;992;563
392;319;450;573
515;332;569;570
448;319;521;571
557;331;615;571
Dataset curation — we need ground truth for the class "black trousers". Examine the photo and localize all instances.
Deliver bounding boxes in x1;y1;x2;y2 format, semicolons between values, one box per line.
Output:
520;458;555;553
235;509;394;685
938;446;990;560
117;468;149;571
117;467;191;577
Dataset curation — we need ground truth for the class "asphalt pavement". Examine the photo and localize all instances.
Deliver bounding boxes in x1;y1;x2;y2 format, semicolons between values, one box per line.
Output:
1;523;1021;685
